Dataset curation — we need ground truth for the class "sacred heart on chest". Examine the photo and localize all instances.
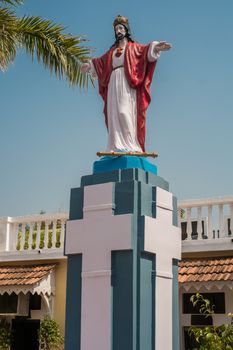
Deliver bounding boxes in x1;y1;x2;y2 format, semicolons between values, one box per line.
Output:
115;47;124;57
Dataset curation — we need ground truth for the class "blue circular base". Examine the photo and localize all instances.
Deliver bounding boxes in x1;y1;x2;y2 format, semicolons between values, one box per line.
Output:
93;156;157;175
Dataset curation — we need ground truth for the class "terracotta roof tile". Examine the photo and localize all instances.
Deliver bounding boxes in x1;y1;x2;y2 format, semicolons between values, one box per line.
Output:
0;264;55;287
179;257;233;283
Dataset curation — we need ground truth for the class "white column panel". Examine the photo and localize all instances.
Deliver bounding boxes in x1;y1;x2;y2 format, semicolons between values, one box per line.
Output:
156;277;173;349
81;273;111;350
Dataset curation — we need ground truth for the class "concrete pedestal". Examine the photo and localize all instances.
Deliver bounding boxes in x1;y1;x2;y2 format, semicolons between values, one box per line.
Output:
64;167;181;350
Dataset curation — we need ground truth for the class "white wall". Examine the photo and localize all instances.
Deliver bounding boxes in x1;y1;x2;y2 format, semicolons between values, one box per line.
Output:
179;284;233;350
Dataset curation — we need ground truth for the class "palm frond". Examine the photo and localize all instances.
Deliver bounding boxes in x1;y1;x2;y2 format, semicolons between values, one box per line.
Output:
15;16;92;87
0;0;23;6
0;7;17;70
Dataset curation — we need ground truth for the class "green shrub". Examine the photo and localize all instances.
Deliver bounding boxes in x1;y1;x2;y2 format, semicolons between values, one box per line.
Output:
189;293;233;350
38;317;64;350
0;319;11;350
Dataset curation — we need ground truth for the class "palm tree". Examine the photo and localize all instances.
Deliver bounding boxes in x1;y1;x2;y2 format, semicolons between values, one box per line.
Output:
0;0;91;87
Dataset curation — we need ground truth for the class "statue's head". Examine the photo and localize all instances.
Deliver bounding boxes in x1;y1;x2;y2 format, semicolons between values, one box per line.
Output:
113;15;134;43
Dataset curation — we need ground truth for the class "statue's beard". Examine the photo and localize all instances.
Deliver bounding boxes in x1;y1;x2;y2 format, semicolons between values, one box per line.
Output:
115;33;126;42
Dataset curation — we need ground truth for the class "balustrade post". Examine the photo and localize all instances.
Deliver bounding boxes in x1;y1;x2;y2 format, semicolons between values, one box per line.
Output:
218;204;224;238
187;208;192;240
11;223;20;251
52;220;57;248
230;204;233;236
22;224;26;250
44;222;49;249
0;217;12;252
5;219;11;251
36;222;41;249
60;221;65;248
28;223;33;250
207;205;213;238
197;207;202;240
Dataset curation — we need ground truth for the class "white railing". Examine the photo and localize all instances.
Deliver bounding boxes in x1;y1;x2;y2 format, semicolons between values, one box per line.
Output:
178;196;233;241
0;195;232;253
0;213;68;253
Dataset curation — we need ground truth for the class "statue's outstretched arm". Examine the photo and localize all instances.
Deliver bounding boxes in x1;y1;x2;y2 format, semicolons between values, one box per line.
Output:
148;41;172;62
81;61;97;77
155;41;172;52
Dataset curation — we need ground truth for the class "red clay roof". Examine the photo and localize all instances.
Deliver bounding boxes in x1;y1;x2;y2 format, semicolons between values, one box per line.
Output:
179;257;233;283
0;264;55;286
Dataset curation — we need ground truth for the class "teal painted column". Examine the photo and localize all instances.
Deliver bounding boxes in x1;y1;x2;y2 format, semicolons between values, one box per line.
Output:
111;250;135;350
139;253;155;350
64;254;82;350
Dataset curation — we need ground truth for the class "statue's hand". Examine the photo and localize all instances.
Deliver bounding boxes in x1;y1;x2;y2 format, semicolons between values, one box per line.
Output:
81;62;91;73
155;41;172;52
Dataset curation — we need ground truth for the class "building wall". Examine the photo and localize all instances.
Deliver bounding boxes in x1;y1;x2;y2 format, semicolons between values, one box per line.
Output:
53;259;67;333
0;258;67;335
179;285;233;350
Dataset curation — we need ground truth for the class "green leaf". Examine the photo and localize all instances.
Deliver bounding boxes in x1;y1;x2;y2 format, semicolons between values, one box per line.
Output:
0;0;22;6
206;333;213;340
226;345;233;350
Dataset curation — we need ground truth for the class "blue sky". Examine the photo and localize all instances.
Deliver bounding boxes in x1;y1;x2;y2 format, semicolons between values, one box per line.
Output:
0;0;233;216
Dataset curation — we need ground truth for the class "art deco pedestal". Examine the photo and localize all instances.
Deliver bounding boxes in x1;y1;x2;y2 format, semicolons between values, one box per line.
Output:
64;157;181;350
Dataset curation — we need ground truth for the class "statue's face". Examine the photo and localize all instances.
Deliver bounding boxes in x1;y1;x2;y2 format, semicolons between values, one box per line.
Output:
114;24;127;40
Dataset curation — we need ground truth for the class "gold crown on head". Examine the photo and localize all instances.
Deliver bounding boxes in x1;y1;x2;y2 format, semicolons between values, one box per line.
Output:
113;15;129;27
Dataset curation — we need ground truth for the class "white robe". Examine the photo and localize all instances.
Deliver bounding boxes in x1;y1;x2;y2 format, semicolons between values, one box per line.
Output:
92;41;160;152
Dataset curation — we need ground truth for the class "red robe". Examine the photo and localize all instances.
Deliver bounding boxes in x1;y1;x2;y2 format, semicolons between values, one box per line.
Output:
92;42;157;152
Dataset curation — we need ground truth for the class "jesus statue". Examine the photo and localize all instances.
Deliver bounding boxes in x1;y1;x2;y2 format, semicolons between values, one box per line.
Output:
82;15;171;153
